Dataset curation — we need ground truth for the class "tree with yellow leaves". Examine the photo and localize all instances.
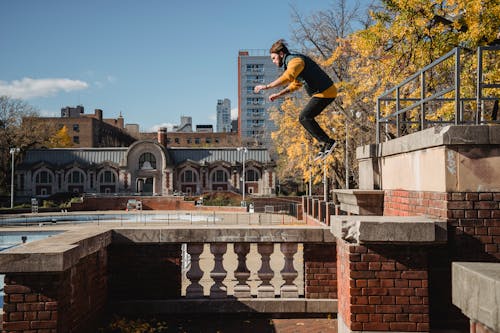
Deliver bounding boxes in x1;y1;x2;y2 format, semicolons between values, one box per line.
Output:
271;0;499;192
47;125;73;148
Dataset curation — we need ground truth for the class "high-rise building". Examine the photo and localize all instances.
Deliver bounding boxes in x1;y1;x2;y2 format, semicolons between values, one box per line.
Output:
216;98;232;132
238;50;282;147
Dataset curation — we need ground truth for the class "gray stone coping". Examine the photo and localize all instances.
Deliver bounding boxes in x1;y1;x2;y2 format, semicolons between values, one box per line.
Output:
331;190;384;216
0;225;334;273
330;216;447;244
0;228;112;272
357;125;500;159
110;298;337;314
112;226;335;244
452;262;500;332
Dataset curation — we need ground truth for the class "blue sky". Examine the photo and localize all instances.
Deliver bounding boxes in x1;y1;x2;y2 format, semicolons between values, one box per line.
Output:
0;0;369;132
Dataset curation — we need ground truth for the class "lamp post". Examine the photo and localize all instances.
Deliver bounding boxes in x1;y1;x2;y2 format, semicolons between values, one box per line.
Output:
237;147;248;206
10;147;20;209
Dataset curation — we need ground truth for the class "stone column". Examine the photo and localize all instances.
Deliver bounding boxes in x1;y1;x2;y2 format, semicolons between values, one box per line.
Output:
186;243;204;298
209;243;227;298
233;243;251;298
257;243;275;298
280;243;299;298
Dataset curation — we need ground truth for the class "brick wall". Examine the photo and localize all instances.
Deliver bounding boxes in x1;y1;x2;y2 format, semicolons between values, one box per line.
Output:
303;244;337;299
71;196;246;212
384;190;500;261
108;244;181;300
2;249;108;333
337;239;430;332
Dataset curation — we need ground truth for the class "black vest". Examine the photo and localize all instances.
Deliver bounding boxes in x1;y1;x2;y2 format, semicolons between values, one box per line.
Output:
283;53;333;96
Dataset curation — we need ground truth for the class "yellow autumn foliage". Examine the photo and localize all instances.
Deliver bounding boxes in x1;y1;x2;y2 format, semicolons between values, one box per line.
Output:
272;0;499;190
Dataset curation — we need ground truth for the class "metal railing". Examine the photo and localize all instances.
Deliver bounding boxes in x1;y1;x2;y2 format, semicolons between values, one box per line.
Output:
376;46;500;144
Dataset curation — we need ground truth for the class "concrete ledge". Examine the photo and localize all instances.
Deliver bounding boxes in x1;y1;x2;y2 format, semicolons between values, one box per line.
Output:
330;216;447;244
332;190;384;215
452;262;500;333
0;228;112;272
110;298;337;314
112;226;336;244
357;125;500;159
0;226;335;273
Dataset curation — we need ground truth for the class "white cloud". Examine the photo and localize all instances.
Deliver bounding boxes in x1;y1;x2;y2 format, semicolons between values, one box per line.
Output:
231;107;238;120
149;122;176;132
0;77;88;99
39;109;59;117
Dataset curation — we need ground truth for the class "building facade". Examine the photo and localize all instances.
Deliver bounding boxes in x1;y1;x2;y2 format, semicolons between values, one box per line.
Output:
14;141;276;198
238;50;282;147
35;106;137;148
216;98;232;132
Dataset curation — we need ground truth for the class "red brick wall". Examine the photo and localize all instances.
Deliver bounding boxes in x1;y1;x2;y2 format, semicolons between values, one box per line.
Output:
384;190;448;218
2;249;107;333
385;190;500;261
337;239;430;332
304;244;337;299
108;244;181;300
71;196;246;212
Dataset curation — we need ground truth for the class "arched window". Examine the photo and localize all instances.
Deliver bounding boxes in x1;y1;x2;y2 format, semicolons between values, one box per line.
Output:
246;169;260;181
68;170;85;184
99;170;116;183
35;170;52;184
211;169;228;182
181;170;197;182
139;152;156;169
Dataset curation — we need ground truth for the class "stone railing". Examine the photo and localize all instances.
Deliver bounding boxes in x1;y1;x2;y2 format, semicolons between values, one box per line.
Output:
0;225;337;332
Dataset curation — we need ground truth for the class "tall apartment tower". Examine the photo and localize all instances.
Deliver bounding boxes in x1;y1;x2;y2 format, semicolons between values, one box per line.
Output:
238;50;282;147
216;98;232;132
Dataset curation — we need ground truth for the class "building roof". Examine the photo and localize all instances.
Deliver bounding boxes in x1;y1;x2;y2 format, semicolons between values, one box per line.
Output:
20;148;128;167
19;147;274;168
168;148;273;165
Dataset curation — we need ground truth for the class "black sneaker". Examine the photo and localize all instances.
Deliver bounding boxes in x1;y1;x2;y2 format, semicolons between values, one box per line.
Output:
322;140;337;156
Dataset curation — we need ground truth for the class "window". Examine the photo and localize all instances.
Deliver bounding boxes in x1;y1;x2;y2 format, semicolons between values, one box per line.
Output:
205;138;212;144
181;170;197;183
194;138;200;144
246;169;259;181
68;170;84;184
174;138;180;144
73;124;79;132
35;170;52;184
73;136;80;144
186;138;192;144
212;169;228;182
99;170;116;183
139;152;156;169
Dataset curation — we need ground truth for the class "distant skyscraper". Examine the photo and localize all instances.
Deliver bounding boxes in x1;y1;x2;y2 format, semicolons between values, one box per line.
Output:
238;50;282;147
216;98;232;132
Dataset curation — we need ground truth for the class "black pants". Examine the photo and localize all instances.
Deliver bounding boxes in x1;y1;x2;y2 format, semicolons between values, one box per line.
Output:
299;97;335;143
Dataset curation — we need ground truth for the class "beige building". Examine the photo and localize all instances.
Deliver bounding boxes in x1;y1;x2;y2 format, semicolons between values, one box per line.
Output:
15;141;276;198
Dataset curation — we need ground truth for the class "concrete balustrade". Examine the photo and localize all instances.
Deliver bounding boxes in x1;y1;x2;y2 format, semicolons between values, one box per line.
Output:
0;225;337;332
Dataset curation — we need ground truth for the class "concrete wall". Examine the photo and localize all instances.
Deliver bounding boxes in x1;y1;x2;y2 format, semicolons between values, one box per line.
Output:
358;125;500;192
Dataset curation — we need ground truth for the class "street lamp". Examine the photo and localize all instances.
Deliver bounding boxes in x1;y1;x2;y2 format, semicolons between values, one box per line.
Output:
10;147;20;209
237;147;248;206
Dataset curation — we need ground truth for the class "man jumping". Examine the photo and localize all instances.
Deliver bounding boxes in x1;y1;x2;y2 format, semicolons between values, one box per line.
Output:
254;39;337;158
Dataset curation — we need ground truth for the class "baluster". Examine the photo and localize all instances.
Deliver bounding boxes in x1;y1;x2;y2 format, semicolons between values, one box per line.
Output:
185;243;204;298
210;243;227;298
233;243;251;298
257;243;275;298
280;243;299;298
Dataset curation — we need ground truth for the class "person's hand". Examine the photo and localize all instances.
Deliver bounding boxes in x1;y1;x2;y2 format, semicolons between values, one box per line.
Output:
269;93;280;102
254;85;266;93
